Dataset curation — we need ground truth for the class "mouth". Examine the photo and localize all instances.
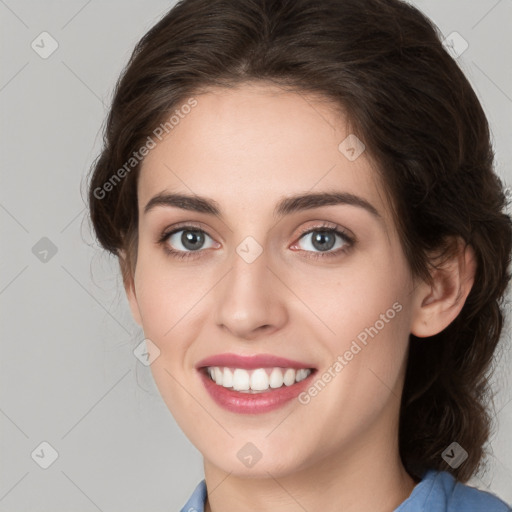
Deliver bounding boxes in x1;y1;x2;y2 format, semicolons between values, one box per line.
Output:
199;365;317;393
195;353;318;413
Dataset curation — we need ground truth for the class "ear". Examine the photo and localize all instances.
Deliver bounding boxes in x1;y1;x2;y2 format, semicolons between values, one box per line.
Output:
118;249;143;327
411;238;476;337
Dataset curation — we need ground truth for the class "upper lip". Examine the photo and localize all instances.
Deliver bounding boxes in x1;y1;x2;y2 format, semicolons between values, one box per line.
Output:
196;353;316;370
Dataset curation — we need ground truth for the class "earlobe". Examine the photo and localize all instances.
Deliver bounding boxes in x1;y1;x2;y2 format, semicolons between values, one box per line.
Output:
118;249;143;327
411;239;476;338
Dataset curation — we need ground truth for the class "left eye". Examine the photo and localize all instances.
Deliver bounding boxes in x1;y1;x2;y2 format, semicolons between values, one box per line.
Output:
293;227;352;255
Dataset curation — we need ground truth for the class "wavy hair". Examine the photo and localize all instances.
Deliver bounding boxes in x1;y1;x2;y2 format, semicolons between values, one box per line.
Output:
87;0;512;481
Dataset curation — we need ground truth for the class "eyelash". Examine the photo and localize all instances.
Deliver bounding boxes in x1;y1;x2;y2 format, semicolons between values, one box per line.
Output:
157;222;355;261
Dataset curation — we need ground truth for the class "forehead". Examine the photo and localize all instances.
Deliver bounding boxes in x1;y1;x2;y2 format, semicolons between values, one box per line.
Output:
137;82;389;223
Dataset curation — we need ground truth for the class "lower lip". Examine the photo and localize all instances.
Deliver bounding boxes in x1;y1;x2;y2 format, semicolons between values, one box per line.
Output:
198;369;315;414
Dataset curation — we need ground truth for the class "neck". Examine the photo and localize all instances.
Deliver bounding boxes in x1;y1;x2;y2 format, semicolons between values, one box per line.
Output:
203;419;417;512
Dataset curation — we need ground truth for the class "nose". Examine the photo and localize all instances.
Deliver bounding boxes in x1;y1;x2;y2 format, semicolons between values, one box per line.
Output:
213;245;288;341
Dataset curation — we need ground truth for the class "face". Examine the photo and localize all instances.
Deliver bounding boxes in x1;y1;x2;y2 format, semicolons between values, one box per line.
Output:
125;82;420;478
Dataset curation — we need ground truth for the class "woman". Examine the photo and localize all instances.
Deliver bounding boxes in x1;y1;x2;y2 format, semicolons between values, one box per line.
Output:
87;0;512;510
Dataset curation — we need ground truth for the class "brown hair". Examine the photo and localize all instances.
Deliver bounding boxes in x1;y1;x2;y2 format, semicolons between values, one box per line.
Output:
87;0;512;482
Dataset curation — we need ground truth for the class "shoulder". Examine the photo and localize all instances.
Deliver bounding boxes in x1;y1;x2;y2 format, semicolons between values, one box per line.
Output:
396;470;511;512
444;472;511;512
180;479;207;512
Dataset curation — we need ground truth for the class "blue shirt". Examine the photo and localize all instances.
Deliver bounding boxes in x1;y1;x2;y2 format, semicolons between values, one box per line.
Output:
180;469;511;511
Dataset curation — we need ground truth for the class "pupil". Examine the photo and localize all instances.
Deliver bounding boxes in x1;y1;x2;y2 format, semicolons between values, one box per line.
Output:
183;230;204;250
313;231;335;251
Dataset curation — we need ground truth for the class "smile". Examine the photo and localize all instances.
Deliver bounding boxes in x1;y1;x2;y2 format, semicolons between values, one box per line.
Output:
203;366;313;393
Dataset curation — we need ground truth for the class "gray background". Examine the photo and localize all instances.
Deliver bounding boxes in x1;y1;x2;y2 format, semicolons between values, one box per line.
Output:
1;1;511;510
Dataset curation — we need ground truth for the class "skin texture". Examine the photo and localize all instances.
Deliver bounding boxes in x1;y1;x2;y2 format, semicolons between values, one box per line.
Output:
122;82;476;512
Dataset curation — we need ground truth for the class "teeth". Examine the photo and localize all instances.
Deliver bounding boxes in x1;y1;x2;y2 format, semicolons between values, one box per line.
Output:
222;367;233;388
295;368;310;382
250;368;269;391
269;367;284;388
214;367;223;385
205;366;312;392
233;368;250;391
283;368;295;386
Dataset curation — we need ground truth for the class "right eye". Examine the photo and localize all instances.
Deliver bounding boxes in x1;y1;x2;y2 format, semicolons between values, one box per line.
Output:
158;225;219;260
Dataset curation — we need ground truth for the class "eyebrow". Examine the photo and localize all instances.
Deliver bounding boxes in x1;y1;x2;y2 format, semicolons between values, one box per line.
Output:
143;191;381;220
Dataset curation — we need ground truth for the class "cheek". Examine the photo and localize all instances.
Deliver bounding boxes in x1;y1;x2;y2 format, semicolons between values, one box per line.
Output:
133;253;186;342
132;257;202;417
133;252;211;361
292;248;409;337
296;250;412;396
